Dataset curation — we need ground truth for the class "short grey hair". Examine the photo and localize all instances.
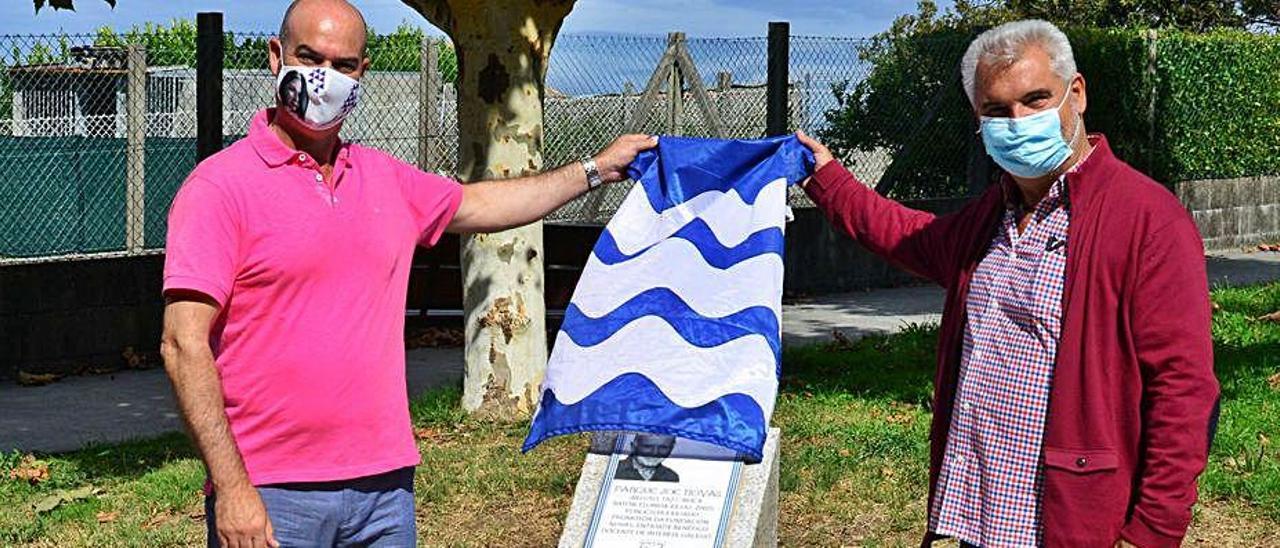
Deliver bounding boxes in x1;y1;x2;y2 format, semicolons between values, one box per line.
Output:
961;20;1077;106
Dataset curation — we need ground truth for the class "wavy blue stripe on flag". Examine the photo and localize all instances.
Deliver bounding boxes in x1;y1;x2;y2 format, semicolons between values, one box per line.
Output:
525;134;813;458
560;288;782;359
593;222;785;269
626;135;815;212
524;373;768;461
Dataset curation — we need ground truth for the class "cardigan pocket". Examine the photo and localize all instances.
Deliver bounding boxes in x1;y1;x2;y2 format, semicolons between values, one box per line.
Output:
1043;447;1119;474
1041;447;1128;547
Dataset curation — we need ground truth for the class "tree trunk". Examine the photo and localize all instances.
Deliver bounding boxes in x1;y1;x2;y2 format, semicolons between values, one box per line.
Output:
404;0;574;419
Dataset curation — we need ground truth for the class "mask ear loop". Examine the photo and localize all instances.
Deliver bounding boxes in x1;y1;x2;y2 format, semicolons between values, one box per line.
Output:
1059;91;1088;186
1065;101;1083;148
1058;78;1085;148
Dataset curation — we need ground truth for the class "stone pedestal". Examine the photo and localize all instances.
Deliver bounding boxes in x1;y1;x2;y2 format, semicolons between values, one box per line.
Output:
559;428;781;548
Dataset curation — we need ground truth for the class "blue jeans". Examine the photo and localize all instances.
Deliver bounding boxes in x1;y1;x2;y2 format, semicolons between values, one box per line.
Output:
205;467;415;547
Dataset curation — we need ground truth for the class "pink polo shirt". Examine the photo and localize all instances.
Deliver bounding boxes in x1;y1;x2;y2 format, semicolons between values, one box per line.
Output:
164;109;462;486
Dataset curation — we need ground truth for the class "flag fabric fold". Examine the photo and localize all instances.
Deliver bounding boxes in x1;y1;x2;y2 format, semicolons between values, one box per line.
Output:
524;135;813;461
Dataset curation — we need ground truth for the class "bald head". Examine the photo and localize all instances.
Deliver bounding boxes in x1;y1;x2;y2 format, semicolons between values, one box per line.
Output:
278;0;369;54
269;0;371;91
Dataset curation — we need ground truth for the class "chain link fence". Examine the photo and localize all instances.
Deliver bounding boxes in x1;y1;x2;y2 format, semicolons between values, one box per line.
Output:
0;29;956;264
0;34;198;264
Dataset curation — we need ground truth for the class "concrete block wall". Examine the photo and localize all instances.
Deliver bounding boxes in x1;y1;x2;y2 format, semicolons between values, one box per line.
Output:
783;197;970;295
1177;176;1280;251
0;255;165;379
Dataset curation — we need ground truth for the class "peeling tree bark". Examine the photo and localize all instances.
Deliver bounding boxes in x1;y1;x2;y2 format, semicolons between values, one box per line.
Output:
403;0;575;419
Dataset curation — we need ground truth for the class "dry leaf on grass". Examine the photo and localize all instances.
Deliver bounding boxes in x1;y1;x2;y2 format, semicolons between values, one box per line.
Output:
825;329;856;352
122;346;144;368
16;371;62;387
1255;310;1280;322
414;427;447;444
141;512;172;530
8;456;50;485
96;511;119;523
405;327;465;349
886;412;915;425
30;485;101;514
1268;371;1280;391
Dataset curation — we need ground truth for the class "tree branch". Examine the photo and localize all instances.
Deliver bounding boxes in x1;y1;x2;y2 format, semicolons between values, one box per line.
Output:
399;0;455;38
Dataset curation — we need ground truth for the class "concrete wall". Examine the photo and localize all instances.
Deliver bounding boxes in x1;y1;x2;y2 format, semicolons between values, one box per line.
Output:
1176;176;1280;251
0;255;164;379
783;198;969;295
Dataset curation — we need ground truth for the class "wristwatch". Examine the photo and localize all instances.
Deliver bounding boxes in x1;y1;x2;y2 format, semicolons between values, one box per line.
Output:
581;158;603;191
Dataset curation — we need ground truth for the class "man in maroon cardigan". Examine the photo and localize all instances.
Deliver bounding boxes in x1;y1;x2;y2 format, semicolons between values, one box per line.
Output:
796;20;1218;548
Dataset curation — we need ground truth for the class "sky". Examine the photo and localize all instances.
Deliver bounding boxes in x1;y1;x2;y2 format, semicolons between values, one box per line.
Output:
1;0;955;38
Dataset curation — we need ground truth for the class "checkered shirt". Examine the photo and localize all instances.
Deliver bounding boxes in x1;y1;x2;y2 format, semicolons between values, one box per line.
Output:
928;177;1071;547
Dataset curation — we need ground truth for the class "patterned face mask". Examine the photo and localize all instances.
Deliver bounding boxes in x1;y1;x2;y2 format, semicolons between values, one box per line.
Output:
275;65;362;131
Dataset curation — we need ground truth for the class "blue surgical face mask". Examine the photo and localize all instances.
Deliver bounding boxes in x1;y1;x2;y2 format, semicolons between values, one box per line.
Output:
980;90;1081;179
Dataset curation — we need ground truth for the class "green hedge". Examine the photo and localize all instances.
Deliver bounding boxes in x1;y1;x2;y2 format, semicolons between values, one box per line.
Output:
1066;28;1151;175
819;30;976;199
821;27;1280;196
1152;30;1280;181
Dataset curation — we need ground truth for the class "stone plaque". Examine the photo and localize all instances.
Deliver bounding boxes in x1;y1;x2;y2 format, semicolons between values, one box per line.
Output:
587;432;741;547
561;429;781;548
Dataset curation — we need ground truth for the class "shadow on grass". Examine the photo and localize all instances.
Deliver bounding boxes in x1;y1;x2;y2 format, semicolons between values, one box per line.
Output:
38;432;198;488
9;386;470;490
1213;341;1280;402
1202;283;1280;517
781;322;939;408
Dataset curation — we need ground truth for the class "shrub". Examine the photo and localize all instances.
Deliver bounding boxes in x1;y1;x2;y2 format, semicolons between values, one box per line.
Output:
820;27;1280;197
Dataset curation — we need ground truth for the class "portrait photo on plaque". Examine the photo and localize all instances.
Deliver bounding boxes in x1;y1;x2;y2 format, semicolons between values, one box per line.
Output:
585;432;744;548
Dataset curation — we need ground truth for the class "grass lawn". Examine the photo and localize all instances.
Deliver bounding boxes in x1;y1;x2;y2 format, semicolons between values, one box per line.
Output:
2;283;1279;546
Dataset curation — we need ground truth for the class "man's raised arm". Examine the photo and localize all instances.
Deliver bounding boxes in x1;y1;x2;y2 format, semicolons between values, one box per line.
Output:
446;134;657;234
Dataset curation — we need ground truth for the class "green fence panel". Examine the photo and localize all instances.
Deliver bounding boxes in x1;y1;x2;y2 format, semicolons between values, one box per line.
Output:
144;137;198;249
79;137;127;253
0;136;126;258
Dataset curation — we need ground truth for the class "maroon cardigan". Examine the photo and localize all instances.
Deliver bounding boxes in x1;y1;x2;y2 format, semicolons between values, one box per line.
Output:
805;136;1218;548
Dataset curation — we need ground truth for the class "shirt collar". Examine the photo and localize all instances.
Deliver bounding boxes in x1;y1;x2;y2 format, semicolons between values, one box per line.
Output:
1000;133;1103;210
248;108;352;168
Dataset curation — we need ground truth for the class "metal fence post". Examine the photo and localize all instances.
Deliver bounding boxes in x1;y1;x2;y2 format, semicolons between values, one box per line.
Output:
766;21;790;136
667;32;684;136
197;12;224;162
796;72;811;132
716;71;731;129
418;36;441;172
125;44;146;252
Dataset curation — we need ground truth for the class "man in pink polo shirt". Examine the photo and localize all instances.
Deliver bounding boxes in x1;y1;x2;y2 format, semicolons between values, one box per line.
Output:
159;1;654;546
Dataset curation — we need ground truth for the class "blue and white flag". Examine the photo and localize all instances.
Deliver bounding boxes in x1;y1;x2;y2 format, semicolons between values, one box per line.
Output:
523;135;813;461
